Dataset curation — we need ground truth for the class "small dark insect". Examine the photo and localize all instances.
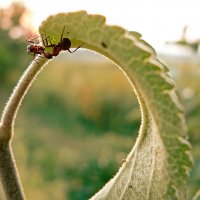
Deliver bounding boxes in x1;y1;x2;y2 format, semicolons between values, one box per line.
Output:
26;26;84;60
101;41;107;48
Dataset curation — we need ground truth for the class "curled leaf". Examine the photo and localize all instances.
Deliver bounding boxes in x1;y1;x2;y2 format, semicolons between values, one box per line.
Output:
39;11;192;200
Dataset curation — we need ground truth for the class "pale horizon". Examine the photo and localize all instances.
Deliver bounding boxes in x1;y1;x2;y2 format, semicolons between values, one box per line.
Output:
1;0;200;54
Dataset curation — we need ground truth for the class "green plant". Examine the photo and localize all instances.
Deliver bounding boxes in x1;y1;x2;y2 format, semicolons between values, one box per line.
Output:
0;11;194;200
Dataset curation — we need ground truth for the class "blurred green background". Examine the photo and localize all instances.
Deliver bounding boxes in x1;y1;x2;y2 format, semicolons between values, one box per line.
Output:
0;3;200;200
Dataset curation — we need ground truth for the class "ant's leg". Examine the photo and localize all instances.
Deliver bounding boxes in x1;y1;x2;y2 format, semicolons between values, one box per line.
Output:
28;52;44;65
27;51;37;59
46;36;54;47
45;37;56;49
34;55;48;65
29;53;39;65
68;43;85;53
26;36;34;44
41;30;53;47
41;32;50;47
26;34;40;43
41;34;47;46
42;34;55;48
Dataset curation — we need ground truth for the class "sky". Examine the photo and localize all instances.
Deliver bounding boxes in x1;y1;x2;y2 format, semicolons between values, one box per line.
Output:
1;0;200;54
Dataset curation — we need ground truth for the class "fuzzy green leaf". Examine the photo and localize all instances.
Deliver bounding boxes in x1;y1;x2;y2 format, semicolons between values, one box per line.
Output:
39;11;192;200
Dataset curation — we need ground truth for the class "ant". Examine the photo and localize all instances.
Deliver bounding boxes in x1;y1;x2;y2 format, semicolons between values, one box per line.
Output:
27;26;84;60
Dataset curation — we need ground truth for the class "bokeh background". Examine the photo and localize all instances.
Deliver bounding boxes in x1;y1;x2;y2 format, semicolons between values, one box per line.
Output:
0;1;200;200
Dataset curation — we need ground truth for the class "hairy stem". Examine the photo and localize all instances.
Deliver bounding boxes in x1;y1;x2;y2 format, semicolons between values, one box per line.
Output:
0;56;49;199
0;142;25;200
1;57;48;138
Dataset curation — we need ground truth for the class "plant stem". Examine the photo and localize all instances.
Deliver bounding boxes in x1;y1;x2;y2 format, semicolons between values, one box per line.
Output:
0;56;49;199
0;142;25;200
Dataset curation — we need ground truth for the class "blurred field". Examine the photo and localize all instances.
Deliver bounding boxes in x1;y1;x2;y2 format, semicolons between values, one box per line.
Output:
1;51;141;199
0;48;200;199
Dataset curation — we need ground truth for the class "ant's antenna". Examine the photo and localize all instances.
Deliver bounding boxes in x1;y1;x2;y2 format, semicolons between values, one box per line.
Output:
60;26;66;41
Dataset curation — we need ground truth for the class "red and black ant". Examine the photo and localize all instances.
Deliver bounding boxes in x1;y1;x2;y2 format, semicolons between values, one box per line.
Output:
27;26;84;60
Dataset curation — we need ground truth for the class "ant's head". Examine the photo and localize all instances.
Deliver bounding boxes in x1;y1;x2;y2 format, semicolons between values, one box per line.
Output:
60;38;71;50
27;44;35;53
